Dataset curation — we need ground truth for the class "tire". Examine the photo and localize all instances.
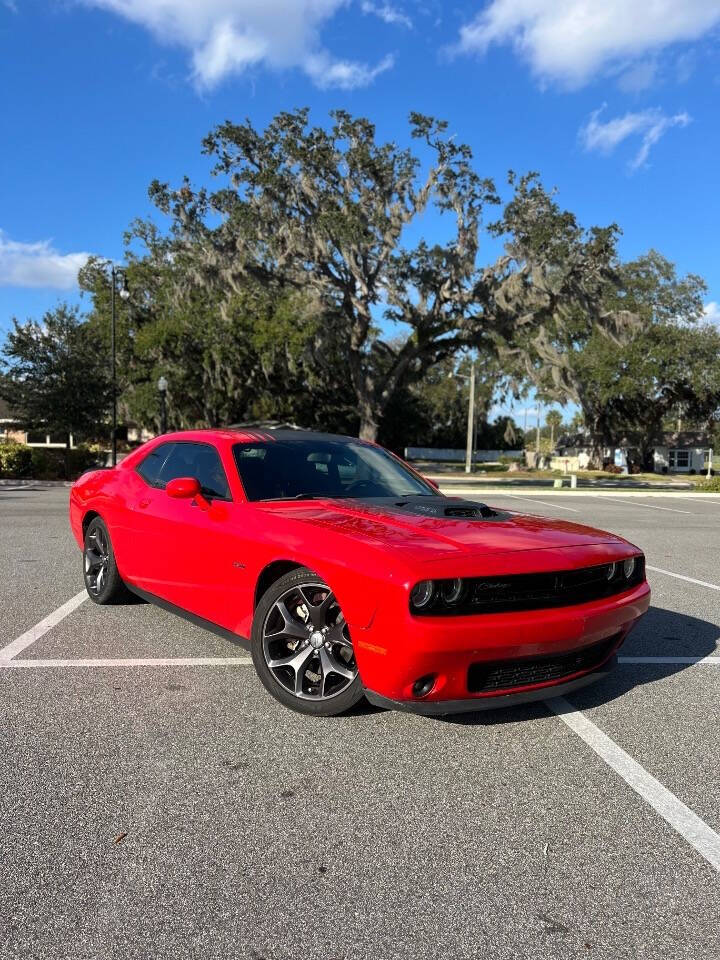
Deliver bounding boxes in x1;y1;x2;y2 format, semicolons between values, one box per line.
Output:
251;567;364;717
83;516;131;604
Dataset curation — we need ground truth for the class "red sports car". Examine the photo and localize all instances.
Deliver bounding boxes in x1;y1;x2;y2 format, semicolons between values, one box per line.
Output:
69;429;650;717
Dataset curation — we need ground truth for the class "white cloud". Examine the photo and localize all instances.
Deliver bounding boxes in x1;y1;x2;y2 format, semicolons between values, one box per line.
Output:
580;105;691;170
455;0;720;88
361;2;412;29
0;231;90;289
616;60;657;93
80;0;393;89
703;302;720;325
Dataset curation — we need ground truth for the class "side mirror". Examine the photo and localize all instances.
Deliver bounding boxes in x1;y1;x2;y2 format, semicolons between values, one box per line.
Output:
166;476;210;509
166;477;201;499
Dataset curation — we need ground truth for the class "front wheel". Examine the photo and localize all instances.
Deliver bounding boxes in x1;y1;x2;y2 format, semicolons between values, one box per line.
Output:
251;567;364;717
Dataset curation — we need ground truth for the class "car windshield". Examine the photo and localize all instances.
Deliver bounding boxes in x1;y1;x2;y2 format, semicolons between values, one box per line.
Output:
232;439;436;502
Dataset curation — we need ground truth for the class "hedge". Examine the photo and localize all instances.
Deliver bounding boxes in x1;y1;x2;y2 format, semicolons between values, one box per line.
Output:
0;442;33;478
0;442;102;480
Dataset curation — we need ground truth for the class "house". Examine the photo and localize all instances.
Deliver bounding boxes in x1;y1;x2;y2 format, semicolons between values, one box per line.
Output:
0;398;77;448
551;433;615;472
551;429;715;474
0;398;25;444
652;431;714;475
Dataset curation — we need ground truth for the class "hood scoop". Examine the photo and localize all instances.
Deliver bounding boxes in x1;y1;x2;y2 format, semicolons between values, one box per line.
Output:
356;495;505;521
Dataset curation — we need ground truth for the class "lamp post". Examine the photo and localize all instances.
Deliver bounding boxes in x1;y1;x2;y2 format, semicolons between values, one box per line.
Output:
110;266;129;467
157;376;168;435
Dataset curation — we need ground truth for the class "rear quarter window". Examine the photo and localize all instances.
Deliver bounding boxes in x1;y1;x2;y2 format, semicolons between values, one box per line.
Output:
136;442;174;488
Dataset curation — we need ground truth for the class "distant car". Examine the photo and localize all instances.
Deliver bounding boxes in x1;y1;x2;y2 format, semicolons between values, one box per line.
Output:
69;429;650;717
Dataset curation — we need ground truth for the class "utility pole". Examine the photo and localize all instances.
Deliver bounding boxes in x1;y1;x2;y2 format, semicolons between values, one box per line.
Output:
535;404;542;455
465;361;475;474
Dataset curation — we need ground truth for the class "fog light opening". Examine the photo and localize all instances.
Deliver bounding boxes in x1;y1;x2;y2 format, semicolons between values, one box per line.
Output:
412;674;437;698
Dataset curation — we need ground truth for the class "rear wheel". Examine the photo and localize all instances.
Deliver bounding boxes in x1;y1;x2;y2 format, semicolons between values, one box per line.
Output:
83;517;130;604
251;567;364;716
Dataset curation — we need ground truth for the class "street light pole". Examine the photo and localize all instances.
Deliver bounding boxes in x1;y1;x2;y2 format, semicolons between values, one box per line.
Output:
157;376;168;435
109;266;129;467
465;361;475;474
110;269;116;466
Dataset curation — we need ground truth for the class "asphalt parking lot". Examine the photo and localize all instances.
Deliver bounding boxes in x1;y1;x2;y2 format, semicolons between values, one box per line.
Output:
1;485;719;959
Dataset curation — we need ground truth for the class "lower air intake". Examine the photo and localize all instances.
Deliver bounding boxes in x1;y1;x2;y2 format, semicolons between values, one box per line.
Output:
467;634;620;694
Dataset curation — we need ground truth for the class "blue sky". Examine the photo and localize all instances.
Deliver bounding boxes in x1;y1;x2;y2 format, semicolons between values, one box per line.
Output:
2;0;719;424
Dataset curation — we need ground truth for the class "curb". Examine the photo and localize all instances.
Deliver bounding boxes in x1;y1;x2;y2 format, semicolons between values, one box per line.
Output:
0;479;73;488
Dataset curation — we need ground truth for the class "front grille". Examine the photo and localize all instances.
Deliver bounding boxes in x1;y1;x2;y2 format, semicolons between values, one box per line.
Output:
415;556;644;616
467;634;620;694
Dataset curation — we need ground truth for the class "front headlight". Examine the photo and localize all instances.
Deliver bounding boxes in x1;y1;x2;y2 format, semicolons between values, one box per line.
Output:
623;557;636;579
440;578;463;604
410;580;435;610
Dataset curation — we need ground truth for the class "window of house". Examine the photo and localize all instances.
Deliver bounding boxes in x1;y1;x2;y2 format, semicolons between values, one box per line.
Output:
669;449;689;470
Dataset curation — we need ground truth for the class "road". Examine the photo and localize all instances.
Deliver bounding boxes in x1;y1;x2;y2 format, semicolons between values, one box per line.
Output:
1;485;719;959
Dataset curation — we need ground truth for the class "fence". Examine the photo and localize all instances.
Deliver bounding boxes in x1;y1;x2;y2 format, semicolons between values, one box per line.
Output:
405;448;523;463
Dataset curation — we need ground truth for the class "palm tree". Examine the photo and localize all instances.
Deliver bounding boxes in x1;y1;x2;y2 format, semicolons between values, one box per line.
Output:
545;409;563;449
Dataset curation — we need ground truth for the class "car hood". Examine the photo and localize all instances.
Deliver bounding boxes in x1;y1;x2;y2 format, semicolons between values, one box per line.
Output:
258;495;628;562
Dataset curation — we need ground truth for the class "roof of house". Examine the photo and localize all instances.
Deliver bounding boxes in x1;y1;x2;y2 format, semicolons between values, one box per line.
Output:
659;430;711;447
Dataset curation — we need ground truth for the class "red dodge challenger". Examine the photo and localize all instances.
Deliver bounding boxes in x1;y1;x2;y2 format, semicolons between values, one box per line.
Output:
69;428;650;717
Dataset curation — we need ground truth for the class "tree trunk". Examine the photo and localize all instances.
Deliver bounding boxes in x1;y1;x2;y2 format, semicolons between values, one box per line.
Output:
359;418;379;442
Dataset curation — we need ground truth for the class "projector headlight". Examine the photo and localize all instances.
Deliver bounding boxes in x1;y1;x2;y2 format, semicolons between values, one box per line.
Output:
440;578;463;605
410;580;435;610
623;557;636;579
606;562;617;580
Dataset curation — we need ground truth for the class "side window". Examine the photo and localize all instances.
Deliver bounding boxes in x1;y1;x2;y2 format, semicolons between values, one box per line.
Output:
136;442;175;488
158;442;231;500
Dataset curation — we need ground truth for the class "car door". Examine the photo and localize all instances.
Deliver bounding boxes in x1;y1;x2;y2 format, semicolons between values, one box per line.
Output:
127;440;239;623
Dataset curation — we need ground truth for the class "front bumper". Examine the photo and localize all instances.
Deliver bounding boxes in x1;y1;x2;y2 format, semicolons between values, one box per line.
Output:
364;654;616;715
354;579;650;710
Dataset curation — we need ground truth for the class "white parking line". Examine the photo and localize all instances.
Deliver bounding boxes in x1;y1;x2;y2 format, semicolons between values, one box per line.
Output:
600;497;695;515
0;591;88;661
0;656;253;668
646;566;720;592
619;656;720;665
499;494;580;514
548;696;720;873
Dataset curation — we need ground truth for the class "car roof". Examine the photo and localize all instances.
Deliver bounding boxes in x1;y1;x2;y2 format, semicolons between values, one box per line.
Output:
153;428;365;446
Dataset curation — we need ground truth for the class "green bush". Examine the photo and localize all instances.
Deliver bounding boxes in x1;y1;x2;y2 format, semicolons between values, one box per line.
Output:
697;476;720;492
32;446;103;480
0;441;33;478
30;447;63;480
0;443;104;480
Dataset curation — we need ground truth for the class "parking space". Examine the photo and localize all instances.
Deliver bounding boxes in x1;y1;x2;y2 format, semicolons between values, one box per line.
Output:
2;486;720;958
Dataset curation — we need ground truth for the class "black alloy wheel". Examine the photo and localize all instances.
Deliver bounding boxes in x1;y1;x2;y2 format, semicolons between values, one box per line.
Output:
251;567;364;716
83;517;130;604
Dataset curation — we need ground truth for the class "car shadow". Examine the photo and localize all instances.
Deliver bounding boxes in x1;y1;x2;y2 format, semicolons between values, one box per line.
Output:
432;604;718;727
